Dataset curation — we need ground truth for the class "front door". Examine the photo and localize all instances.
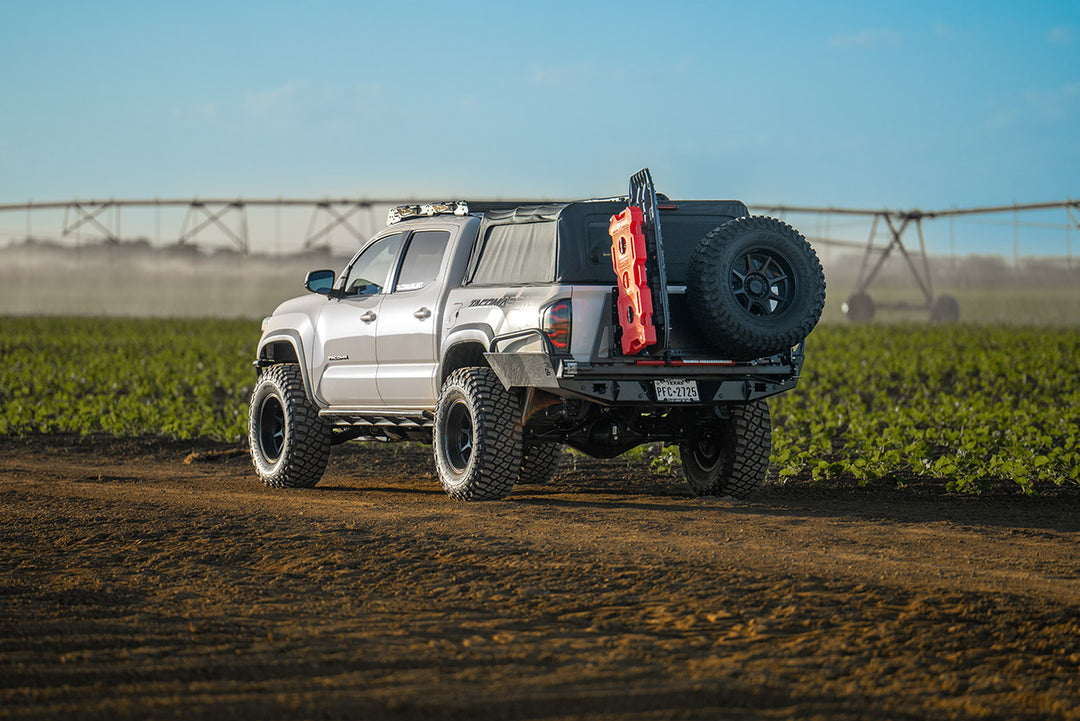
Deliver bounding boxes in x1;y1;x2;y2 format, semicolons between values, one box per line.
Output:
315;232;405;407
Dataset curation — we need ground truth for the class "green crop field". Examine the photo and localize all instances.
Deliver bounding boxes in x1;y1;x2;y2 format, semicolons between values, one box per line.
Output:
1;317;1077;494
771;325;1080;493
0;317;258;443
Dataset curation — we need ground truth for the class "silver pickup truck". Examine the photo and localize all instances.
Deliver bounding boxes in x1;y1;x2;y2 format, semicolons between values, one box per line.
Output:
249;171;825;500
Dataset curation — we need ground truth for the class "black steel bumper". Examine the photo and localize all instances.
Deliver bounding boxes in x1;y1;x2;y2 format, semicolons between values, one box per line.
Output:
483;351;802;406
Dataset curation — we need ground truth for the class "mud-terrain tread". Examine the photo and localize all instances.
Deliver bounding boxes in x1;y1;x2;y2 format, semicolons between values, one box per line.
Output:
434;367;523;501
249;363;331;489
518;443;563;485
680;400;771;499
686;216;825;360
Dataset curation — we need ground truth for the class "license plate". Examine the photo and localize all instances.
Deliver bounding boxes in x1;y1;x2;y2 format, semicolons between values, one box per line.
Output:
654;378;700;403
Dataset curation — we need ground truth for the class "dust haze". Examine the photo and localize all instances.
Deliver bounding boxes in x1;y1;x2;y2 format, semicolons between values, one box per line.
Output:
1;238;1078;324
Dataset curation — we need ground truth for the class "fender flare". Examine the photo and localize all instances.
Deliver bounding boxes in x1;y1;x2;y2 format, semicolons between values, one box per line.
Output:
439;325;495;387
256;330;325;407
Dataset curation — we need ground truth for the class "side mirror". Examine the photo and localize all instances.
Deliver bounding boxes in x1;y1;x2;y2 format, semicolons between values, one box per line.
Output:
304;269;336;295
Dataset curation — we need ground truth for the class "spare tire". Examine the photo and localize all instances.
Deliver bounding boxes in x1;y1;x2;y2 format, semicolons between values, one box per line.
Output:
686;216;825;360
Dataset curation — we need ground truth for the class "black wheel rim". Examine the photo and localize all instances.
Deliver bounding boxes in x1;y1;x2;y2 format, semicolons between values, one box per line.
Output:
443;399;473;474
258;395;286;463
691;433;723;474
730;248;796;317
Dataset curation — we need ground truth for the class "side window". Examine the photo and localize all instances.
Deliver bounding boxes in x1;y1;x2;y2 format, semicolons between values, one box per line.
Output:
344;233;405;296
471;221;557;285
394;230;450;292
586;220;614;266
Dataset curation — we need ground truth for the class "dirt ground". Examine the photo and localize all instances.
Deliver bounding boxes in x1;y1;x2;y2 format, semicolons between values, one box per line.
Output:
1;437;1078;720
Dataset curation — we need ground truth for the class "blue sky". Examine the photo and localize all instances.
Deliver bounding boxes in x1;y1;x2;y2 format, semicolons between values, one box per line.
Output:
1;1;1078;254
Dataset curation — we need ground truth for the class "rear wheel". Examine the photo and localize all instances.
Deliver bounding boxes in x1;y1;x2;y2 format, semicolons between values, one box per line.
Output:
249;363;331;488
518;443;563;485
434;367;523;500
680;401;771;499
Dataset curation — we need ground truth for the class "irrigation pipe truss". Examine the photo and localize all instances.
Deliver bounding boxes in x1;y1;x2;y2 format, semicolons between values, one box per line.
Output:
0;197;1076;259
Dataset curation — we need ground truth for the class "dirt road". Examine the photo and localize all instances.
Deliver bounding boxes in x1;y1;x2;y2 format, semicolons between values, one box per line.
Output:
2;437;1079;720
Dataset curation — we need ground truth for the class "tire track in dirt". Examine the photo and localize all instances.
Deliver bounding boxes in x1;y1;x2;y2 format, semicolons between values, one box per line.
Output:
1;439;1079;720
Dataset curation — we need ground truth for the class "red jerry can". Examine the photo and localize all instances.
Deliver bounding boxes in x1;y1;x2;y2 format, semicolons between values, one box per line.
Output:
608;206;657;355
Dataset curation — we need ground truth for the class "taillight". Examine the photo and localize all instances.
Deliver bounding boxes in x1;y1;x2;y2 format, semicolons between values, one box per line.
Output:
542;300;572;351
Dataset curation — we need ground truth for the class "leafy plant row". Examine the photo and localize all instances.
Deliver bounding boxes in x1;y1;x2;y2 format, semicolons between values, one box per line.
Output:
1;318;1077;493
0;317;258;442
771;325;1080;493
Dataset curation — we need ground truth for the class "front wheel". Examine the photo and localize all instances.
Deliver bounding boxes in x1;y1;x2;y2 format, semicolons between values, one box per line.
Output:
434;367;523;500
249;363;331;488
680;401;771;499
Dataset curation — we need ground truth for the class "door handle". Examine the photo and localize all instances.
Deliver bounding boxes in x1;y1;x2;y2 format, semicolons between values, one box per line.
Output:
413;307;432;320
360;310;377;323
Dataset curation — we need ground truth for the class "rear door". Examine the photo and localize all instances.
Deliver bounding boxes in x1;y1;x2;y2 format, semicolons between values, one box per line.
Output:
375;229;452;407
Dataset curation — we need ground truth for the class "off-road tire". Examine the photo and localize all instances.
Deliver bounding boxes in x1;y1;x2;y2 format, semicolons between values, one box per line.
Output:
434;367;523;501
249;363;331;489
518;443;563;485
843;292;875;322
680;401;771;499
686;216;825;360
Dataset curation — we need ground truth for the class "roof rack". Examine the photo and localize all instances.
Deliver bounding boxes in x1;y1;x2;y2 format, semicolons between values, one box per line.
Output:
387;201;469;225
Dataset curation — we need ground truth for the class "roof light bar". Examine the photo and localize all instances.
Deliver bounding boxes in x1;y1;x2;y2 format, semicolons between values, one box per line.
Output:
387;201;469;225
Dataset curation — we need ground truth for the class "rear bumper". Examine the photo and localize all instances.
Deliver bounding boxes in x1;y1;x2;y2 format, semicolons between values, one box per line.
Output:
484;351;802;406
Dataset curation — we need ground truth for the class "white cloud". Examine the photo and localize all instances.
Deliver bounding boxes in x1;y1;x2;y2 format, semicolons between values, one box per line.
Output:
984;81;1080;133
171;102;219;123
528;61;634;89
529;62;597;88
984;105;1021;132
245;82;306;116
829;29;902;48
1046;26;1074;45
1023;81;1080;120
